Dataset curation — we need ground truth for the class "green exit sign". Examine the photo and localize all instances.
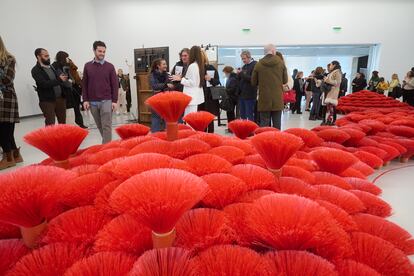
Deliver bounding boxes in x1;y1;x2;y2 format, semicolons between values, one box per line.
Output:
242;28;251;33
332;26;342;32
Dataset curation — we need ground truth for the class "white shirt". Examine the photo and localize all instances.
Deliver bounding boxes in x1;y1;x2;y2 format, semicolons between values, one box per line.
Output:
181;62;204;105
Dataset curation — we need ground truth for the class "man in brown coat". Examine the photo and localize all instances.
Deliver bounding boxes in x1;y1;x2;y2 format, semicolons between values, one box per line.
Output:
251;44;288;130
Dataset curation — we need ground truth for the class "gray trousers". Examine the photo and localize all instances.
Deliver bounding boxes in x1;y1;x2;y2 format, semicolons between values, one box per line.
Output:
259;110;282;130
90;100;112;144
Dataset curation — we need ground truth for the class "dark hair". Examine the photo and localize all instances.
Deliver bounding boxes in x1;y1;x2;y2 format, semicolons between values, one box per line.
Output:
408;71;414;78
358;72;366;79
315;66;324;75
55;51;69;65
379;77;385;82
189;46;205;88
34;48;46;58
330;60;341;71
150;58;165;73
372;71;379;77
179;48;190;57
93;41;106;50
223;66;234;74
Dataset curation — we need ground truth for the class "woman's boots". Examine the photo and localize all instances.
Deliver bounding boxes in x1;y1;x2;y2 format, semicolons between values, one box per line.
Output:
0;148;23;170
12;147;23;163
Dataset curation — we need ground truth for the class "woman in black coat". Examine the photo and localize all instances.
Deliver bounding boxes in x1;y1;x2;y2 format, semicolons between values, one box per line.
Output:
352;72;367;93
292;71;304;114
222;66;239;123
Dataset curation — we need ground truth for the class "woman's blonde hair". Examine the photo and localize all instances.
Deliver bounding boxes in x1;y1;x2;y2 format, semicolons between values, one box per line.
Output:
0;36;14;66
201;50;209;65
392;73;399;80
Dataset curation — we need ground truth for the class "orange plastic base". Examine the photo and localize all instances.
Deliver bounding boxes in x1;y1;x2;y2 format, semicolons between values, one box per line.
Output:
20;220;48;248
384;161;390;166
269;168;282;179
400;157;409;163
166;122;178;141
152;228;176;248
54;159;70;169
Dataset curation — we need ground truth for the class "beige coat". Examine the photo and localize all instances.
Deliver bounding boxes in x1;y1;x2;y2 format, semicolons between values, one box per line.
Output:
324;69;342;106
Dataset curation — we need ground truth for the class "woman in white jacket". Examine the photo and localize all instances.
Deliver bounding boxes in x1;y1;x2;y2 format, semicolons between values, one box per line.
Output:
172;46;205;115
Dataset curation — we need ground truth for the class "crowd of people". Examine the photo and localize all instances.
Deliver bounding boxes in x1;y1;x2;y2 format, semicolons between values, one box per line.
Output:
1;33;414;170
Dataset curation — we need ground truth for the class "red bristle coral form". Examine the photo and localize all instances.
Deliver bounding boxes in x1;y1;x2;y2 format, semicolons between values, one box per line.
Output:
174;208;234;252
343;177;382;195
341;127;366;145
387;125;414;138
236;190;275;203
71;164;100;176
281;165;316;184
222;138;257;155
94;179;123;216
230;164;276;190
244;154;267;168
316;185;365;214
273;177;318;199
183;111;215;131
247;194;353;261
64;252;136;276
185;153;232;176
311;148;358;175
285;157;318;172
335;260;381;276
284;128;323;148
24;124;88;165
223;203;255;246
170;138;211;159
312;171;352;190
316;199;358;232
8;242;89;276
316;128;351;143
349;190;391;217
350;232;414;276
145;92;192;141
129;247;196;276
86;148;129;165
0;166;76;247
0;239;29;275
250;131;304;177
265;250;337;276
353;213;414;255
109;168;208;248
0;222;20;239
94;214;152;256
353;150;383;169
228;119;259;139
42;206;110;246
119;135;158;149
201;173;247;209
61;172;114;208
254;126;279;134
340;167;367;179
115;123;150;139
350;161;375;176
208;146;245;164
359;119;386;134
192;245;274;276
191;132;223;147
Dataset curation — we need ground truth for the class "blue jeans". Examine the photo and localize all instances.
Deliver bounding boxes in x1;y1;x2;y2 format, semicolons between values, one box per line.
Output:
310;92;322;117
151;111;165;132
239;99;256;121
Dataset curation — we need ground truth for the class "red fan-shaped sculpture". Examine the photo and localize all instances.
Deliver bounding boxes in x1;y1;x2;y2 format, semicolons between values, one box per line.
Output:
284;128;323;148
94;214;152;256
251;131;304;177
109;168;208;248
223;203;255;246
228;119;259;139
387;125;414;138
312;171;352;190
343;177;382;195
64;252;136;276
351;161;375;176
119;135;158;149
222;138;257;155
244;154;267;168
71;164;100;176
285;157;318;172
94;179;123;216
129;247;196;276
208;146;245;164
316;185;366;214
170;138;211;159
353;213;414;254
350;190;391;217
351;232;414;276
191;132;223;147
340;167;366;179
311;148;358;175
247;194;353;261
192;245;274;276
272;177;319;199
316;199;358;232
236;190;275;203
24;124;88;167
0;222;20;239
146;92;192;141
8;242;89;276
0;166;76;248
201;173;247;209
265;250;337;276
0;239;29;275
115;123;150;139
335;260;381;276
254;126;279;135
185;153;233;176
86;148;129;165
42;206;110;246
61;172;114;208
183;111;215;131
175;208;234;252
230;164;276;191
341;127;366;145
353;150;383;169
359;119;386;134
317;128;351;144
281;165;316;184
128;139;172;156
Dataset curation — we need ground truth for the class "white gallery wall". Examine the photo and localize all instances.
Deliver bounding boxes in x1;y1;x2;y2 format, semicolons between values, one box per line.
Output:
1;0;413;116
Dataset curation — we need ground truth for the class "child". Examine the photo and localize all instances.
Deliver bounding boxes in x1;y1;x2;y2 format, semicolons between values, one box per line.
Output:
376;77;389;94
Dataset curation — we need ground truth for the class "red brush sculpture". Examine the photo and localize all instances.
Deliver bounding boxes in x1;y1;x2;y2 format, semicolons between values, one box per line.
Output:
0;239;29;275
175;208;234;252
8;243;89;276
109;168;208;248
244;154;267;168
94;214;152;256
145;91;192;141
86;148;129;165
343;177;382;195
351;161;375;177
185;153;233;176
312;171;352;190
201;173;247;209
222;138;257;155
250;131;304;178
265;250;337;275
208;146;245;164
236;190;275;203
230;164;276;191
0;166;76;248
115;123;150;139
128;139;172;156
223;203;255;246
0;222;20;240
353;150;384;169
94;179;123;216
191;132;223;147
119;135;158;149
64;252;136;276
228;119;259;139
192;245;274;276
183;111;215;131
71;164;100;176
350;190;391;217
24;124;88;168
170;138;211;159
316;199;358;232
254;126;279;135
284;128;323;148
272;177;319;199
129;247;196;276
316;185;366;214
310;148;358;175
316;128;351;144
281;165;316;184
285;157;318;172
335;260;381;276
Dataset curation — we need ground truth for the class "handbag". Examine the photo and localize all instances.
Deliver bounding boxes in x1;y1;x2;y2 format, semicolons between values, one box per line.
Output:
283;89;296;104
219;98;234;111
320;82;333;93
211;86;227;100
